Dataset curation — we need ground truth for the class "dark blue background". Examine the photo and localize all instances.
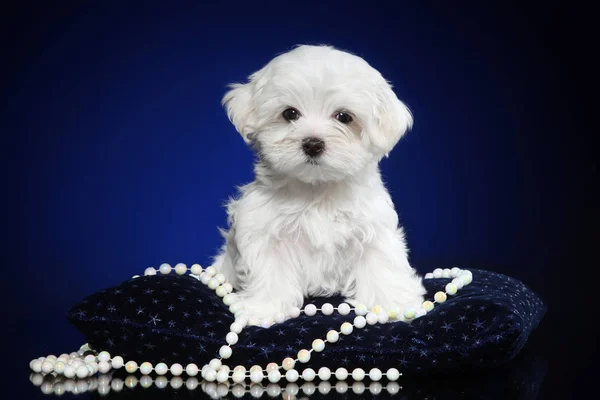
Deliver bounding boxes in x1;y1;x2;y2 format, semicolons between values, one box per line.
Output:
2;0;594;398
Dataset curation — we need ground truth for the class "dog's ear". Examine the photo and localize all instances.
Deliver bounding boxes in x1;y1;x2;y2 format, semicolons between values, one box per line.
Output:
222;82;256;144
370;83;413;157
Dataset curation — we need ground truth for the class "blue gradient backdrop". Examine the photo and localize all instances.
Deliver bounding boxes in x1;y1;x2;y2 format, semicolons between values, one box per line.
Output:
3;0;593;397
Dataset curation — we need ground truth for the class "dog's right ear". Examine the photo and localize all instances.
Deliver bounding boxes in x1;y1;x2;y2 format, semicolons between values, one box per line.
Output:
222;83;256;144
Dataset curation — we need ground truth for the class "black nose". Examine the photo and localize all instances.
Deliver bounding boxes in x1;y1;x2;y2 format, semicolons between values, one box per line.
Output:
302;137;325;158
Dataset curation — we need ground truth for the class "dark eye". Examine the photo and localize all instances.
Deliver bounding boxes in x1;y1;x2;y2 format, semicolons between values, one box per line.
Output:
282;108;301;121
335;112;353;124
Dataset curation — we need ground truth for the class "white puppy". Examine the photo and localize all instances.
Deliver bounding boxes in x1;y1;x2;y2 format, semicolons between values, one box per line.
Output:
211;44;426;324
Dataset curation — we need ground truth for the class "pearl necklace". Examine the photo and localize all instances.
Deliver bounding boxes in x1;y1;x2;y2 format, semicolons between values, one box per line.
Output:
29;263;473;385
31;371;403;397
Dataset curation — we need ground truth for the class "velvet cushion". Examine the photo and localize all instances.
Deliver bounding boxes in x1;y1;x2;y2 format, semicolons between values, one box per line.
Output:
66;269;545;373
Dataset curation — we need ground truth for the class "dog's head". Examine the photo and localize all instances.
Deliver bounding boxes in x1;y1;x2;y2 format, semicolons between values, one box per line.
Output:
222;45;413;183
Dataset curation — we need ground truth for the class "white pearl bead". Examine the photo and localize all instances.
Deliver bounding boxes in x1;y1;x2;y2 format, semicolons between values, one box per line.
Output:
403;308;416;320
326;330;339;343
226;332;239;345
186;363;199;376
204;369;216;382
461;271;473;285
230;322;243;334
355;304;368;316
54;361;66;374
76;365;89;378
216;286;227;297
321;303;334;315
352;368;365;381
433;268;443;278
97;360;110;374
386;368;401;381
336;381;348;393
282;357;295;371
335;367;348;380
98;351;111;362
209;358;222;370
297;349;311;363
304;304;317;316
434;291;447;303
155;362;168;375
170;363;183;376
422;300;434;311
219;345;232;359
190;263;203;275
266;362;279;373
223;294;237;306
369;368;382;381
234;365;246;374
268;370;282;383
159;263;172;274
451;267;461;277
377;312;389;324
353;315;367;328
425;272;434;279
216;370;229;383
215;273;226;284
144;267;156;276
208;278;220;289
41;361;54;373
312;339;325;352
260;318;273;328
200;274;211;285
302;368;316;381
140;362;153;375
337;302;350;315
250;370;263;383
372;304;384;314
250;364;262;374
174;263;187;275
445;282;458;295
111;356;124;369
63;365;75;378
84;354;96;363
288;306;301;318
318;367;331;381
285;369;299;382
205;266;217;277
366;312;378;325
229;303;243;313
452;277;464;289
442;268;451;278
340;322;353;335
275;312;286;324
232;371;245;383
415;307;427;318
125;361;138;373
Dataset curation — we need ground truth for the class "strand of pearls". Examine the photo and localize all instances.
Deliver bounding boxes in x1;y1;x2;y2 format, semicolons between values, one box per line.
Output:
30;372;403;398
29;263;473;384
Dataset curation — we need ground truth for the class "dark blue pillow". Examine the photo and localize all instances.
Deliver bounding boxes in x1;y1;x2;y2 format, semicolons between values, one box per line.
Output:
66;269;545;373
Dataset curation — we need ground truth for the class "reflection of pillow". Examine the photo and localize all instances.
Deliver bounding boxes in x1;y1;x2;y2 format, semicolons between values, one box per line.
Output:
67;269;546;372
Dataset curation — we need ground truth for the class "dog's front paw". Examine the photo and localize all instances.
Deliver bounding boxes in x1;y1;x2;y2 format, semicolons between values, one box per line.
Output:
233;295;299;328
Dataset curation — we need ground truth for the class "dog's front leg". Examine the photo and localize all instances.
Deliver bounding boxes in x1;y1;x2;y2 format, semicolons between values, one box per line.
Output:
344;232;426;315
233;241;304;325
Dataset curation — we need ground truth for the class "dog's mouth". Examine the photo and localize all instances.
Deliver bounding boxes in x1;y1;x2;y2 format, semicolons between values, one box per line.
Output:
306;158;320;166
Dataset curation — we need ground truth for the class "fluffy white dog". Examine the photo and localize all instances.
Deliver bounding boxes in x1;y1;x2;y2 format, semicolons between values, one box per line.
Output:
211;44;426;324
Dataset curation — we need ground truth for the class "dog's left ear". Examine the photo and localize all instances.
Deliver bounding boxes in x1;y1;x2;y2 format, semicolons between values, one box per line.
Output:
222;82;256;144
370;83;414;157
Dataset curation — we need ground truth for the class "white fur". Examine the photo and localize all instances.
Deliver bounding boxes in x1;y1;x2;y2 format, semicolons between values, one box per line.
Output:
211;45;426;320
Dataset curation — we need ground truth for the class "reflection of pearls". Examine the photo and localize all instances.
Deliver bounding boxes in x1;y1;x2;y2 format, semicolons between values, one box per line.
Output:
30;372;405;397
30;262;473;384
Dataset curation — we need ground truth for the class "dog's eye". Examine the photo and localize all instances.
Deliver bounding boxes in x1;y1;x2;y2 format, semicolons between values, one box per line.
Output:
335;112;353;124
282;108;301;121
